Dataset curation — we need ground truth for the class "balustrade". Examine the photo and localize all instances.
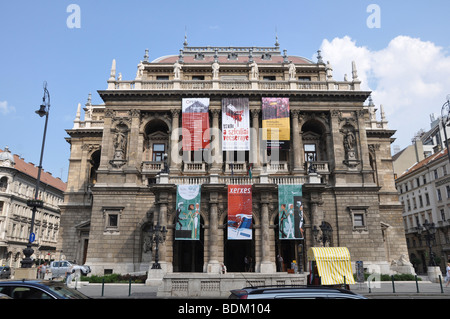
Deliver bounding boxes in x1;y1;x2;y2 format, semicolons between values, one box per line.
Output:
108;80;354;91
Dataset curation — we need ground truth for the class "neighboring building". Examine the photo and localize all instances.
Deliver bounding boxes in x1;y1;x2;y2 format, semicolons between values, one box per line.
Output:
0;147;67;268
396;148;450;274
59;41;409;278
393;113;450;178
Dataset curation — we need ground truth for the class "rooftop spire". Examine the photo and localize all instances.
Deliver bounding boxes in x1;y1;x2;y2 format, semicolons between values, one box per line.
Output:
184;26;188;47
109;59;116;80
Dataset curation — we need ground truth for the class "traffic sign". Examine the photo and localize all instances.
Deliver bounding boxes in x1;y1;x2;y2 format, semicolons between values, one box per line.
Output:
29;233;35;243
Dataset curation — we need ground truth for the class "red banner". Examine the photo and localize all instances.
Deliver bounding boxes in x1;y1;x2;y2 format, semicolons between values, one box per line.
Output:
182;98;210;151
227;185;252;240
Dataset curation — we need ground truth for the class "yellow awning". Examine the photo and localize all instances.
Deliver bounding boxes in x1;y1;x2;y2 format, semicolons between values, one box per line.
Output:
307;247;355;285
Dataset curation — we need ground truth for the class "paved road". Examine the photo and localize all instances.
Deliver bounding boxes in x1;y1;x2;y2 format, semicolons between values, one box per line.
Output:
76;280;450;299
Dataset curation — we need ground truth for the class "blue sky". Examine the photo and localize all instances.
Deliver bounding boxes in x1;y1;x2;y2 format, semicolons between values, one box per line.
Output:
1;0;450;181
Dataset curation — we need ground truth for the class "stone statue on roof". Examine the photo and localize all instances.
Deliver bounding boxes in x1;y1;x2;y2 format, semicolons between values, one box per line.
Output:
136;61;144;79
173;61;182;80
250;61;259;80
212;61;220;80
288;61;296;80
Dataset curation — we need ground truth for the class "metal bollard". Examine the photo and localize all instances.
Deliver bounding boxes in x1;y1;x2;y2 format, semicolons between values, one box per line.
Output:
391;275;395;293
101;278;105;297
439;275;444;293
415;275;419;293
128;278;132;297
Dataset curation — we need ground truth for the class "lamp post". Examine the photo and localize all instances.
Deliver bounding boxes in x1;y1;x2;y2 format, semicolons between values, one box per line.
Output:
148;223;167;269
440;94;450;163
416;219;437;267
21;82;50;268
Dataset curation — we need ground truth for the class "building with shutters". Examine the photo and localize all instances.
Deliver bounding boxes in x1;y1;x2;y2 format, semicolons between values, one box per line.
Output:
59;39;411;282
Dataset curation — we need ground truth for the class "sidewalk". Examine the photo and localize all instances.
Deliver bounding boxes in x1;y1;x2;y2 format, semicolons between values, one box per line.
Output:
76;280;450;299
77;282;158;298
350;280;450;299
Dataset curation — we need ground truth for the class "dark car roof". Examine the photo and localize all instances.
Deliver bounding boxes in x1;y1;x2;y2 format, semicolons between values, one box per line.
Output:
230;285;366;299
0;279;89;299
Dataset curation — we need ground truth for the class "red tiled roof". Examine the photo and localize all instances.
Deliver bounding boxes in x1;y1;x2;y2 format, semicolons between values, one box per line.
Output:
397;148;449;179
0;148;67;192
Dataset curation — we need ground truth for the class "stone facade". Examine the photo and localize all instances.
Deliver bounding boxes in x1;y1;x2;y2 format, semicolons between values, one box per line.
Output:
59;42;409;277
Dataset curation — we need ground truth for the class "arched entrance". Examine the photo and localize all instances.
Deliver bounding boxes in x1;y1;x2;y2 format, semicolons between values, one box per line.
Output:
224;216;255;272
172;215;205;272
274;214;306;272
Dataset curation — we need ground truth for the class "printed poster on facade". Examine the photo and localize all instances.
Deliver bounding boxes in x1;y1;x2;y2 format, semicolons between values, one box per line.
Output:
278;185;304;239
175;185;201;240
262;97;290;150
222;98;250;151
227;185;252;240
182;98;210;151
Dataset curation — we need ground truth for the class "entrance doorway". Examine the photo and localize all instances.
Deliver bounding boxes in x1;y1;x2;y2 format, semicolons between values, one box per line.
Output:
275;215;305;272
172;216;205;272
223;217;255;272
224;239;254;272
173;240;204;272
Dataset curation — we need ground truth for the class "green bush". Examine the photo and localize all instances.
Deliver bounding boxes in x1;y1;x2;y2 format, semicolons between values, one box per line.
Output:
356;273;421;281
80;273;147;283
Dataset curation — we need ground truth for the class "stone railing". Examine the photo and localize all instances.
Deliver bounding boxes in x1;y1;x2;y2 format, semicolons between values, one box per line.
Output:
142;161;163;173
166;175;311;185
108;79;359;91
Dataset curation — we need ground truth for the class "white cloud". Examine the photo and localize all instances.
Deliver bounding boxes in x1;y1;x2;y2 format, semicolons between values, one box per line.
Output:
318;36;450;150
0;101;15;115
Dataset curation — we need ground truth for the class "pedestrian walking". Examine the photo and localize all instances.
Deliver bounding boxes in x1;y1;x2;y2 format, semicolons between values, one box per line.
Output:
37;262;48;279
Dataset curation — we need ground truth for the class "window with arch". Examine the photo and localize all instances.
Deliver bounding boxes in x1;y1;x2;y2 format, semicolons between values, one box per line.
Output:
0;176;7;192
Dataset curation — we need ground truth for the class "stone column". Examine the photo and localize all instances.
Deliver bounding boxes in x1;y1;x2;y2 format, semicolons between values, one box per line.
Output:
127;109;140;170
210;109;222;173
99;110;114;170
169;109;182;173
251;109;261;172
259;192;275;273
356;110;372;171
207;191;221;273
291;110;302;173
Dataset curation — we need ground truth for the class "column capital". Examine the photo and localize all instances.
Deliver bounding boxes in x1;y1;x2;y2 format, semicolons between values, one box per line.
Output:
171;109;181;117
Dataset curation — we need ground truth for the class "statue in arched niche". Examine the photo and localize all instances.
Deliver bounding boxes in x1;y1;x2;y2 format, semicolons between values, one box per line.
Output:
113;131;127;160
341;125;360;169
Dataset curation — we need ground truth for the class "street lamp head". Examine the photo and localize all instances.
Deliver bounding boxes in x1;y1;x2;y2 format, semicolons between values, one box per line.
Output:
35;104;47;117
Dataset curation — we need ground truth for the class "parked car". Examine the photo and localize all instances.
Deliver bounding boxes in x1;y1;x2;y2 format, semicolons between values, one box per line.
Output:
229;285;367;299
50;261;91;279
0;280;89;299
0;266;11;279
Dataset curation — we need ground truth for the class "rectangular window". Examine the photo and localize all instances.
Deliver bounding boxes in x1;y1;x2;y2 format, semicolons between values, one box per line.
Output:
304;144;316;162
425;193;430;205
156;76;169;80
108;214;118;227
437;189;442;201
348;207;368;231
103;207;123;234
152;143;165;162
353;214;364;227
